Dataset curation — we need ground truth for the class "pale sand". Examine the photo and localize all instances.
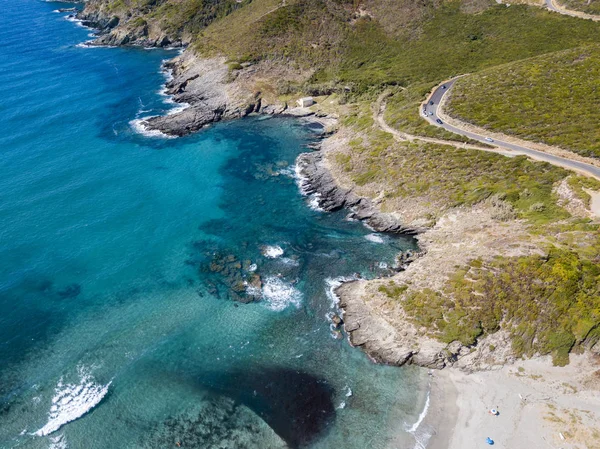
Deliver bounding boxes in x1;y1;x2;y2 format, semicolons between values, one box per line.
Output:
424;354;600;449
584;188;600;218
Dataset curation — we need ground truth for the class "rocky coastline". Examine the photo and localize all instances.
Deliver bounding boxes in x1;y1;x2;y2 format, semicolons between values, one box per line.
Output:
76;3;184;48
295;143;478;370
72;0;514;373
144;48;466;370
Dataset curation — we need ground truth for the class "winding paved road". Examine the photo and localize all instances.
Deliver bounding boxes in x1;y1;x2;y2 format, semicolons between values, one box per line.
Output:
422;79;600;180
544;0;600;21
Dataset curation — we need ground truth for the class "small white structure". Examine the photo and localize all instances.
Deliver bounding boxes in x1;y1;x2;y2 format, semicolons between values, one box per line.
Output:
297;97;314;108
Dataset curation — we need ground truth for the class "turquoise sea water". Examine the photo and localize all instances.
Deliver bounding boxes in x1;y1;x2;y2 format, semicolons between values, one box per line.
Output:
0;1;429;448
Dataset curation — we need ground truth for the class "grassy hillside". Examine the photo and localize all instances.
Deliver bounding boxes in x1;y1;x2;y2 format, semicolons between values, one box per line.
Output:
383;84;483;144
383;238;600;366
317;2;600;87
194;0;600;89
337;103;571;224
446;45;600;158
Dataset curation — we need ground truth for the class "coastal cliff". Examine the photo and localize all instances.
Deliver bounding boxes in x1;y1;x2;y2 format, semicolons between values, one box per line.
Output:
75;0;600;372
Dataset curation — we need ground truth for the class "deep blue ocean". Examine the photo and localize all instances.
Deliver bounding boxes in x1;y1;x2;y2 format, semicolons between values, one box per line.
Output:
0;1;429;448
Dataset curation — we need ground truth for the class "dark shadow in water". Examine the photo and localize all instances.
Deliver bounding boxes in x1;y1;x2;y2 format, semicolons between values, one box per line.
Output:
199;367;336;448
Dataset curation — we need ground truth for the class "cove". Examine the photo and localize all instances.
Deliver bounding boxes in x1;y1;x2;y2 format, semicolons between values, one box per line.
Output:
0;1;428;447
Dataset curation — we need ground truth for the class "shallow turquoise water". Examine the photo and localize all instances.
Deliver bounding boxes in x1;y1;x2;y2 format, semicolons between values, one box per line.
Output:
0;1;428;448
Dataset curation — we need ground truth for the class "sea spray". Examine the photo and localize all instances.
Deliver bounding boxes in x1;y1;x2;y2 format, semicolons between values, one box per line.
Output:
293;163;324;212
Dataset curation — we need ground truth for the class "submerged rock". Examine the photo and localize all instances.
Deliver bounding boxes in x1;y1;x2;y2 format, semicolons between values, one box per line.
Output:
330;314;343;328
141;396;288;449
199;367;336;449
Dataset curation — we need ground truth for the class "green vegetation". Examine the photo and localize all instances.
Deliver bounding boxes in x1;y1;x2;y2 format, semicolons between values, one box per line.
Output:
339;105;570;223
196;0;600;90
97;0;247;40
446;45;600;158
150;0;245;37
318;2;600;88
198;0;349;64
568;176;600;206
382;245;600;366
559;0;600;15
339;101;600;365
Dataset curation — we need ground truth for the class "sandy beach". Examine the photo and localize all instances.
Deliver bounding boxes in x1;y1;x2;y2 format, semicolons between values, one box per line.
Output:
424;354;600;449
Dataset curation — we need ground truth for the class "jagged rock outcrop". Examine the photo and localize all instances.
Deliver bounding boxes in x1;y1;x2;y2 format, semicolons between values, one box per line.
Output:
336;280;451;369
77;1;183;48
140;54;265;136
296;151;426;234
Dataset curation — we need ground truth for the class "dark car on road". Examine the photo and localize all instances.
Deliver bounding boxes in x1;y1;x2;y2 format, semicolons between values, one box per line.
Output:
436;119;443;124
429;101;434;105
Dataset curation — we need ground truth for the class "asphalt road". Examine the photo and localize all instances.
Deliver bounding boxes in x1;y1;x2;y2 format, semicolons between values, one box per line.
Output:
422;79;600;180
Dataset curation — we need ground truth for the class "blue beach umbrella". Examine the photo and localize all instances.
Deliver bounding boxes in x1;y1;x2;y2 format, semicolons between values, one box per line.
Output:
486;437;494;445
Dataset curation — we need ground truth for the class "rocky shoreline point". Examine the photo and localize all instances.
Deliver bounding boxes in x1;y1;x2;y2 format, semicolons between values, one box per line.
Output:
76;4;183;48
295;148;475;369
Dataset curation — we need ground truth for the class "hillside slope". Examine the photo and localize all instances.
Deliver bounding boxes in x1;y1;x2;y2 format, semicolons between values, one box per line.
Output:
446;45;600;158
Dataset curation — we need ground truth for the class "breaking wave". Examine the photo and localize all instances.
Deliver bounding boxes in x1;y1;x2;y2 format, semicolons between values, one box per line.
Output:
324;276;358;308
364;233;385;244
261;276;302;311
129;118;174;139
35;367;111;437
262;245;284;259
405;388;433;449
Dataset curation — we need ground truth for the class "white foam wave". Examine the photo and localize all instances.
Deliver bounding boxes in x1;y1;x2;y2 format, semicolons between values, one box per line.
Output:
345;385;353;397
129;118;175;139
35;367;111;437
64;15;89;29
75;41;115;49
324;276;358;308
406;389;433;449
278;166;296;177
49;434;68;449
364;233;385;244
261;277;302;311
156;63;190;115
407;390;429;433
262;245;284;259
307;194;324;212
292;164;324;211
167;102;190;116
